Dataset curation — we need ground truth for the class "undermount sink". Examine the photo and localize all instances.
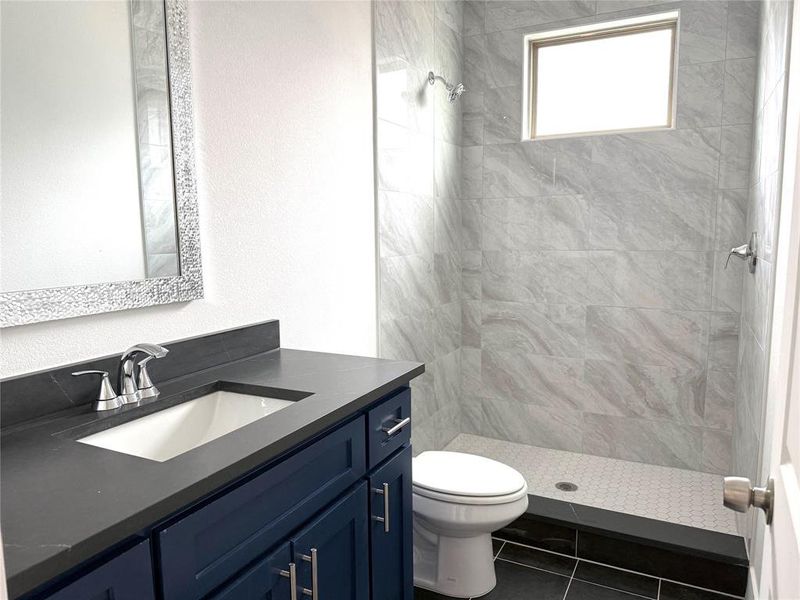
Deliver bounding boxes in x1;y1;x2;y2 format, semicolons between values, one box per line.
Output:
78;390;297;462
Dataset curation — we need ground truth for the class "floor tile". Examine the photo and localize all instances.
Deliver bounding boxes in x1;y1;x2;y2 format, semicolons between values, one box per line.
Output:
414;587;457;600
565;579;646;600
659;580;744;600
497;542;577;576
573;561;659;598
492;537;505;557
480;560;571;599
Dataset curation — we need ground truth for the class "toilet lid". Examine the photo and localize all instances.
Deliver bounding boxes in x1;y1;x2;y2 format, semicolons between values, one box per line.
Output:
412;451;526;497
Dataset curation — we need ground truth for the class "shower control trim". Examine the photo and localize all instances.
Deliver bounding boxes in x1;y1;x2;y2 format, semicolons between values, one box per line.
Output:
725;231;758;273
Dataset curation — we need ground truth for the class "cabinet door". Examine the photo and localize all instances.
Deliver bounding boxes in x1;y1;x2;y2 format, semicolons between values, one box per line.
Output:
369;446;413;600
292;483;369;600
44;540;155;600
210;542;292;600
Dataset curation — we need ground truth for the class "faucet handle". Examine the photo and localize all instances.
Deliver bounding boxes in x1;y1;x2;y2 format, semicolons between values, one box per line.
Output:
72;370;123;412
136;355;165;400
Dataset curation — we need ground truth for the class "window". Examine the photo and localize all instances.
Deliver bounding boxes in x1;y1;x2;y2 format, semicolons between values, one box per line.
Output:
524;12;678;139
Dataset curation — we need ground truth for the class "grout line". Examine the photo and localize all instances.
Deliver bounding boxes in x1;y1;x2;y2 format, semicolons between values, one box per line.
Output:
492;540;505;559
571;575;656;600
657;577;746;600
495;557;574;580
657;579;662;599
562;562;579;600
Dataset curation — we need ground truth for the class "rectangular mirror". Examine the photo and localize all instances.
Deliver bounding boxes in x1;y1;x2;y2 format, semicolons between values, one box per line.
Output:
0;0;202;326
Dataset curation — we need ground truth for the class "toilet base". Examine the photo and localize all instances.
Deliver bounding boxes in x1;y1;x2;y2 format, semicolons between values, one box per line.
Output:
413;523;497;598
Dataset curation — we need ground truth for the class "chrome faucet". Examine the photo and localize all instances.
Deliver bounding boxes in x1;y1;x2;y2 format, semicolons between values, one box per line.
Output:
118;343;169;404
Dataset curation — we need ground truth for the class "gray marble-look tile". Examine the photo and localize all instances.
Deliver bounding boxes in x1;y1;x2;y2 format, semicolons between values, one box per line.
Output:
461;394;484;435
462;145;484;198
483;85;522;144
379;254;435;320
676;62;723;129
377;119;434;196
462;197;482;251
462;347;482;393
708;312;740;371
463;299;482;347
583;413;704;470
733;376;760;482
482;250;588;305
484;397;584;452
435;301;462;355
586;306;709;370
435;0;464;34
712;250;744;312
719;124;753;189
737;325;766;434
585;359;705;426
376;58;433;134
434;138;462;199
761;0;791;105
529;0;596;25
705;369;735;432
434;194;461;253
589;189;715;251
481;349;595;411
591;128;720;194
379;312;436;363
464;0;485;36
485;140;592;197
723;58;757;125
481;196;588;251
433;349;461;411
375;0;434;70
595;0;665;14
434;251;461;305
726;1;760;60
702;428;732;475
742;255;772;348
586;251;713;310
464;28;525;91
481;300;586;358
462;89;485;146
484;1;538;33
715;189;748;251
679;1;727;66
378;191;434;258
462;249;482;301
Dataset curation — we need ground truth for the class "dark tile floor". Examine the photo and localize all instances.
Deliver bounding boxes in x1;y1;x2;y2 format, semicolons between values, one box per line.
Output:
414;539;744;600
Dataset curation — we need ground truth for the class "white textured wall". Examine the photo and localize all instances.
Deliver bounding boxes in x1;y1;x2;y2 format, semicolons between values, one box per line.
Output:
0;1;377;377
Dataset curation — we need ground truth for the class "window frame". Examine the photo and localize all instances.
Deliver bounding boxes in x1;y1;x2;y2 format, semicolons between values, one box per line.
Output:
525;15;679;141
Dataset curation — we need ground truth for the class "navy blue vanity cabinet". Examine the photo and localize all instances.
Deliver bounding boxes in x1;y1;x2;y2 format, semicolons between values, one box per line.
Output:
209;543;292;600
157;418;366;600
369;445;413;600
292;483;370;600
367;388;411;469
43;540;155;600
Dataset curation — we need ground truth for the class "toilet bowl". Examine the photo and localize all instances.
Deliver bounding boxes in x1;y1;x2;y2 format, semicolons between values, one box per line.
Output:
412;451;529;598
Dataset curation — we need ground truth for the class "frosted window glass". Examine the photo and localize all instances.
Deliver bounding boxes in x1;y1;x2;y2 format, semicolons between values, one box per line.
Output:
533;27;674;138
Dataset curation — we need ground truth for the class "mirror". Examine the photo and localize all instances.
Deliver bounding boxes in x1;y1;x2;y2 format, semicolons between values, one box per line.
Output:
0;0;202;326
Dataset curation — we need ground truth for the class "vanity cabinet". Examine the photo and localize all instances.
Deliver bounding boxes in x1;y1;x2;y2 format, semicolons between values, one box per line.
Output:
32;387;413;600
42;540;155;600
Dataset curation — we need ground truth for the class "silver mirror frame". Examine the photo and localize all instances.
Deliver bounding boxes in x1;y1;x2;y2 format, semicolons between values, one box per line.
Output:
0;0;203;328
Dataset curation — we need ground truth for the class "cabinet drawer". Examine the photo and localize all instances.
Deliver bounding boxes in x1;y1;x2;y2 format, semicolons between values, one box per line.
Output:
209;543;291;600
367;388;411;469
157;417;366;600
44;540;155;600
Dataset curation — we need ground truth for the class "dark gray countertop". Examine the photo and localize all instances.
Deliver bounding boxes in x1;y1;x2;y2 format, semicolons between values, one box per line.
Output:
1;348;423;598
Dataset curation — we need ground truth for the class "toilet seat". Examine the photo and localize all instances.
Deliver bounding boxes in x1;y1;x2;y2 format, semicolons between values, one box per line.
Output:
412;451;527;505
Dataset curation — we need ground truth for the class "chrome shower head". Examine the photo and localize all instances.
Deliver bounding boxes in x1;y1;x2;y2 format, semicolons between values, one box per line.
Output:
428;71;465;103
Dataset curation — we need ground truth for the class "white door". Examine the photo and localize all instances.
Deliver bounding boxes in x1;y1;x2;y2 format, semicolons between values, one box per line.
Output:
751;3;800;596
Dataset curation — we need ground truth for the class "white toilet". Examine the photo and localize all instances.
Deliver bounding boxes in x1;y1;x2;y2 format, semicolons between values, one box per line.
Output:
412;451;529;598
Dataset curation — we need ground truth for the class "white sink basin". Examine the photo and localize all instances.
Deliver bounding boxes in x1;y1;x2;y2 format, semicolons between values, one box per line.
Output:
78;390;295;462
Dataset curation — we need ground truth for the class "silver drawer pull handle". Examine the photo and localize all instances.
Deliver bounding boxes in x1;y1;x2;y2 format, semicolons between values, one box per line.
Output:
382;416;411;437
300;548;318;599
279;562;298;600
372;483;390;533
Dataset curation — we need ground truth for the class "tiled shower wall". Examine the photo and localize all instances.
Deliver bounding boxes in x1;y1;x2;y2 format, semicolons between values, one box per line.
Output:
375;1;465;452
732;0;792;540
459;0;759;473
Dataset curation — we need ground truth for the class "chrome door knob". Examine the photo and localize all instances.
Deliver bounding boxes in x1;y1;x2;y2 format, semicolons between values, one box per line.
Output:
723;476;774;524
